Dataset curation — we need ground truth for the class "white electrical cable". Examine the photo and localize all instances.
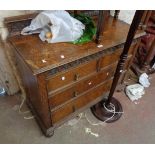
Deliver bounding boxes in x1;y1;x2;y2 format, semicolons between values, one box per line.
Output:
85;106;115;126
58;102;124;128
18;94;35;120
85;102;124;126
58;100;125;130
24;116;35;120
19;95;30;114
104;102;124;114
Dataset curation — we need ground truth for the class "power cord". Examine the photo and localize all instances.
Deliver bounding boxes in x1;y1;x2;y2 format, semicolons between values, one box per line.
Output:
63;102;124;127
85;102;124;126
19;94;35;120
19;94;30;114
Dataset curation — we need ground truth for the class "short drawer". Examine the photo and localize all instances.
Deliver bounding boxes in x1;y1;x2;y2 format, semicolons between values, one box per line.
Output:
47;60;97;93
51;79;112;124
49;63;117;108
100;47;122;69
100;44;135;70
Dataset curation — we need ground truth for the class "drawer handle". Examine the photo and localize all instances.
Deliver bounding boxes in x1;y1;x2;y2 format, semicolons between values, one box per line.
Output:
88;81;92;85
73;91;78;97
74;74;80;81
61;76;66;81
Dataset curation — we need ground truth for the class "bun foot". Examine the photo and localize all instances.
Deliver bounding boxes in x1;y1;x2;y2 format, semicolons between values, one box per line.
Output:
45;130;54;137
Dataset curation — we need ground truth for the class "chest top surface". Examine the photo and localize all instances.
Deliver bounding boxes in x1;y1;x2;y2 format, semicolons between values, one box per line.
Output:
9;16;145;75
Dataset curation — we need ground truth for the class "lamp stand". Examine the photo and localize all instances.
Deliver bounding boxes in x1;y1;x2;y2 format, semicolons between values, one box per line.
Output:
91;10;145;123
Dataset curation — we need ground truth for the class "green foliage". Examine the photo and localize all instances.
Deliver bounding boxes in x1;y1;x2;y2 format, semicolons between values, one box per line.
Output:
72;13;96;44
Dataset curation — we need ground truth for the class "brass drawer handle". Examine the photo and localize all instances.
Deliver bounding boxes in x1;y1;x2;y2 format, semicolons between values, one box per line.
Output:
74;74;80;81
73;91;78;97
88;81;92;86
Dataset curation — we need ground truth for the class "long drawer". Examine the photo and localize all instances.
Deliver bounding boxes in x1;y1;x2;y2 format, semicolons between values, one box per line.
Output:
49;63;117;109
51;79;112;124
47;60;97;93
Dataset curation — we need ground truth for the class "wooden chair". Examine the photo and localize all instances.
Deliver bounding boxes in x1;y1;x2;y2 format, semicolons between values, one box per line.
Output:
132;11;155;75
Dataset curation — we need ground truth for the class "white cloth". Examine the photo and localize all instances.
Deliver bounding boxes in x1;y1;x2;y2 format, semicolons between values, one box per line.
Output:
139;73;150;88
126;84;145;101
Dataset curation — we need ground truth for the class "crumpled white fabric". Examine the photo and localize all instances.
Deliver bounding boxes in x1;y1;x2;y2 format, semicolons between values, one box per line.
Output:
21;10;85;43
152;63;155;69
126;84;145;101
139;73;150;88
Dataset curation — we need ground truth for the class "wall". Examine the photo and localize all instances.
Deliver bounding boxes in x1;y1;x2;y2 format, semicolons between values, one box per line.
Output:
0;11;37;40
0;41;19;95
110;10;136;24
0;11;37;95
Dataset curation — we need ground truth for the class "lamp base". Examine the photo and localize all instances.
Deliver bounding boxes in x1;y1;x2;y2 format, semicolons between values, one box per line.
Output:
91;97;123;123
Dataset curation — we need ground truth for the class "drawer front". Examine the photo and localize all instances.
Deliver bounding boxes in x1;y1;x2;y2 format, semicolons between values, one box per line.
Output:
51;103;73;125
47;60;97;93
100;44;135;70
100;48;122;69
49;63;117;108
51;79;112;124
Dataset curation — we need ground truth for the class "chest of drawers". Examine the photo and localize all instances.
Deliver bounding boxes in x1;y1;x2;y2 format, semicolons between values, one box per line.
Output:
7;14;144;137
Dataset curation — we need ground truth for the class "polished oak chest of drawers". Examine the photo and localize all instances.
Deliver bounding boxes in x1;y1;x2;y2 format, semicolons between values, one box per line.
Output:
8;15;144;136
